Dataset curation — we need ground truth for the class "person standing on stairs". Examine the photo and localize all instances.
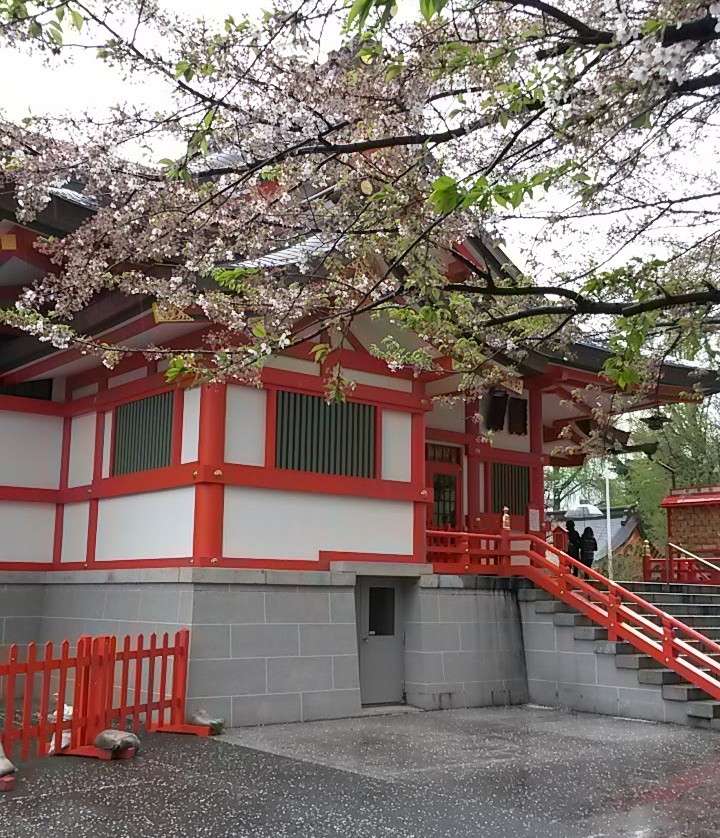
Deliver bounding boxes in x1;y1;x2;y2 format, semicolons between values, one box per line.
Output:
580;526;598;574
567;520;582;576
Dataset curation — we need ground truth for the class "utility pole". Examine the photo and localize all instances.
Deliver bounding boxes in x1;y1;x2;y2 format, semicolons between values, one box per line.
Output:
605;458;613;581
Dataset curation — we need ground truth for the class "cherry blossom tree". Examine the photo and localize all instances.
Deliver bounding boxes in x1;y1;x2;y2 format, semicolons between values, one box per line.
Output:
1;0;720;400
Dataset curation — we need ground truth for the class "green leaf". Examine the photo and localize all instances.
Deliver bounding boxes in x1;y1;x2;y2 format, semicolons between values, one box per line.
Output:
251;323;267;339
420;0;435;22
310;342;331;362
175;60;191;80
70;9;84;30
346;0;376;30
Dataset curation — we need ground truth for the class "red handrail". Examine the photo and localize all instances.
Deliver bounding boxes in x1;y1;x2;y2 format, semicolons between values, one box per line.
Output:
428;528;720;702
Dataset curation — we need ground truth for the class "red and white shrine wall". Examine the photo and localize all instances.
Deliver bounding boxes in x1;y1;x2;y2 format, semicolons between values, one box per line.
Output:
0;343;575;571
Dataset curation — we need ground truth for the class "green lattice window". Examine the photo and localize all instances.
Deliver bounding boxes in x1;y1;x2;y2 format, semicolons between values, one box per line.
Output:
112;391;174;476
275;390;376;477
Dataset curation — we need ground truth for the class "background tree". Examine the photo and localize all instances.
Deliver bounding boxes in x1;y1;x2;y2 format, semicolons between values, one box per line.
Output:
0;0;719;400
618;398;720;546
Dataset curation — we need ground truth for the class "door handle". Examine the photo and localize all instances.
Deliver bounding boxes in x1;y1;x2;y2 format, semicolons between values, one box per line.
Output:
361;637;369;643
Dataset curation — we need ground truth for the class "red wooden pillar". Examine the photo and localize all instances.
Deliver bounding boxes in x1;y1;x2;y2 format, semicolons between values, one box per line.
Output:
466;398;481;526
528;387;545;510
193;384;227;565
412;384;428;562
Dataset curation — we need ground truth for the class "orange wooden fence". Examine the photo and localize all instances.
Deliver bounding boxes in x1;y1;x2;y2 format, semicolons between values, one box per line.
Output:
0;629;194;762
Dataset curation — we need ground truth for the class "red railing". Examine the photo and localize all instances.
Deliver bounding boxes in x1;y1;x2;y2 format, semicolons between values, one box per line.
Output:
427;529;720;702
0;629;195;762
644;551;720;585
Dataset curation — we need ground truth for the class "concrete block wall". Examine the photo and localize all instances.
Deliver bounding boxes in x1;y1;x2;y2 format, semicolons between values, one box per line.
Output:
0;579;44;646
519;593;688;725
187;571;361;727
404;576;528;710
40;578;192;645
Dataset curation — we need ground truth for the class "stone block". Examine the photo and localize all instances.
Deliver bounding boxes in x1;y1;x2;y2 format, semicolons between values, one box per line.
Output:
2;616;39;645
527;678;559;707
187;658;266;698
442;650;482;683
617;687;666;722
299;623;357;656
190;625;231;660
329;592;356;624
267;656;333;693
595;654;641;689
521;621;556;652
231;624;299;658
557;651;597;686
0;587;43;618
232;693;302;727
460;621;501;652
438;592;478;623
404;650;445;684
103;589;142;622
524;650;560;683
192;590;265;625
332;655;360;690
301;689;362;722
405;682;465;710
178;591;194;626
406;622;461;653
265;590;330;624
558;683;619;716
139;589;181;624
405;592;440;623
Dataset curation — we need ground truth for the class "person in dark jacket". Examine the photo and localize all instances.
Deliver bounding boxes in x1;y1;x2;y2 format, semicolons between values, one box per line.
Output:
580;526;598;572
566;519;582;575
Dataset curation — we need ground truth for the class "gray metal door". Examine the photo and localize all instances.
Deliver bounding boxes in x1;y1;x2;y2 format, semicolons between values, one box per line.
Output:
357;579;405;705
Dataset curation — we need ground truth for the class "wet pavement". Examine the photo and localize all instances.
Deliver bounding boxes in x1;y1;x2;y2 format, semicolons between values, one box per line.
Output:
3;706;720;837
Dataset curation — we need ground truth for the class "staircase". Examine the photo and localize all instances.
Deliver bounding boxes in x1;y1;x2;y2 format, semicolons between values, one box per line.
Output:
526;582;720;728
428;529;720;726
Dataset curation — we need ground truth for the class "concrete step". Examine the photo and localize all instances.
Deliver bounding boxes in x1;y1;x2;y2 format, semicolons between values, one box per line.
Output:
573;626;608;641
662;684;711;702
552;613;593;627
686;701;720;720
615;641;720;660
615;655;665;670
617;603;720;616
637;668;684;686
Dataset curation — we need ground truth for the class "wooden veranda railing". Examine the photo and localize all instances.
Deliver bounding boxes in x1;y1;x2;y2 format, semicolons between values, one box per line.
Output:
427;529;720;703
643;542;720;585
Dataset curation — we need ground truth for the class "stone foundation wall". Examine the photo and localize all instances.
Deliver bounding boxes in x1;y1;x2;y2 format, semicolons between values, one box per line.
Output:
403;576;529;710
1;569;533;725
188;571;361;727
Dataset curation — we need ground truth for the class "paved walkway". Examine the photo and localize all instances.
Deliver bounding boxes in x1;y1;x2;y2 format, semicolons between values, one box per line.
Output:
3;706;720;837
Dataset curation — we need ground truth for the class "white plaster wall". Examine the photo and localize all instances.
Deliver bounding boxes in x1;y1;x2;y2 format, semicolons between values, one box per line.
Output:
72;383;98;399
61;501;90;563
265;356;320;376
101;411;112;478
0;502;55;562
381;411;412;482
426;402;466;433
181;388;200;463
67;412;96;488
108;368;147;388
225;385;266;466
224;487;414;559
95;487;194;560
487;429;531;453
347;369;413;393
0;411;62;488
425;374;464;397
